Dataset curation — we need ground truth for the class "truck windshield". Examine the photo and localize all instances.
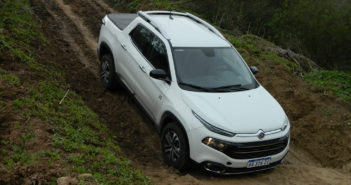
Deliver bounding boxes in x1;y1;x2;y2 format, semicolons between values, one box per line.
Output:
172;47;258;92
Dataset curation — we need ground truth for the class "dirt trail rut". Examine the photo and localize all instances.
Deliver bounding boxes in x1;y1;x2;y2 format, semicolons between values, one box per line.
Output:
37;0;351;184
55;0;97;51
39;0;98;76
93;0;115;13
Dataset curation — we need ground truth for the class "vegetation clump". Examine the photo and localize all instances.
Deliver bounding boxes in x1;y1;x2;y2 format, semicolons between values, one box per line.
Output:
305;70;351;102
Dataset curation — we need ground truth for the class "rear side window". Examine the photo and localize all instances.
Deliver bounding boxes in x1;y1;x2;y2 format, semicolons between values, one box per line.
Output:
130;25;169;73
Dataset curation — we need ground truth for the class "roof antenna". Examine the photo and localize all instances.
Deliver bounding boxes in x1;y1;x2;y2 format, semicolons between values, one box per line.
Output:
169;10;174;20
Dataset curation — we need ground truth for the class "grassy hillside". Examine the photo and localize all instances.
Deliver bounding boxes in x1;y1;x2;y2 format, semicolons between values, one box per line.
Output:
0;0;151;184
0;1;350;184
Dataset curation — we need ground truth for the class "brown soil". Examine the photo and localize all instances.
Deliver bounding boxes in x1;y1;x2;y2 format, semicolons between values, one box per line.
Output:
253;61;351;169
1;0;350;184
0;80;68;184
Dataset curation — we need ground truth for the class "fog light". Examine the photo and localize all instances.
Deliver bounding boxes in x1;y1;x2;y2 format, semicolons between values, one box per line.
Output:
202;137;227;152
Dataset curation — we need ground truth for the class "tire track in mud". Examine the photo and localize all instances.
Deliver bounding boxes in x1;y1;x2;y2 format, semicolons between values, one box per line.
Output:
40;0;98;77
94;0;116;13
55;0;97;52
61;0;110;38
38;0;351;184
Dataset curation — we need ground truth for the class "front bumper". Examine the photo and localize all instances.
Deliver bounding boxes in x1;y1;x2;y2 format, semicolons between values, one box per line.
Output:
188;127;290;174
202;156;286;175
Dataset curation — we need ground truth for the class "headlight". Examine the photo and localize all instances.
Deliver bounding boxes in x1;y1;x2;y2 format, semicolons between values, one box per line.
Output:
192;110;236;137
202;137;228;152
281;116;289;131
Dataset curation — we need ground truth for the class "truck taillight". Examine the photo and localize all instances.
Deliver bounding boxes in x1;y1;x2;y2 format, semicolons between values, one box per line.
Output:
102;18;106;25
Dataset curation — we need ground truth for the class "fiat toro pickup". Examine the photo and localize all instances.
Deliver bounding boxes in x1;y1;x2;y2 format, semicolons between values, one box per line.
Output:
97;10;290;174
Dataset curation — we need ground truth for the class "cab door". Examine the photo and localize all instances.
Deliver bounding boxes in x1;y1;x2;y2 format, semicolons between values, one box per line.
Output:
114;23;141;94
125;24;171;120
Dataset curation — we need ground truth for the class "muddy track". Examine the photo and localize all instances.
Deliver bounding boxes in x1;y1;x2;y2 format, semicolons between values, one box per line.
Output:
36;0;351;184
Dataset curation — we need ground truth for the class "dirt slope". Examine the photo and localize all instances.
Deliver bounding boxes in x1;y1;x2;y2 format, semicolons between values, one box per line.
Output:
32;0;351;184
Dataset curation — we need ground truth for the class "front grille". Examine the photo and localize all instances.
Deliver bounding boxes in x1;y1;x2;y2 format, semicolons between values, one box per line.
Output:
222;134;289;159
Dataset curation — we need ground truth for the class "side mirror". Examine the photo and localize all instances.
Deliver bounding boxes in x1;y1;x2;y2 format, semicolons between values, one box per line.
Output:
150;69;168;80
250;66;259;75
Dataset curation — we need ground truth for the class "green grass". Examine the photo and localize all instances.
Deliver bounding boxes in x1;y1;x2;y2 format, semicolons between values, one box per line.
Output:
227;35;298;73
0;139;39;168
0;68;20;86
114;0;188;12
305;70;351;102
40;150;61;165
1;0;152;184
27;84;152;183
0;0;46;63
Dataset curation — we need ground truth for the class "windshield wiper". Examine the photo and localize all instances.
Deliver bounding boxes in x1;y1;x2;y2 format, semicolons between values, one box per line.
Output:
212;84;249;91
179;82;233;92
178;82;212;92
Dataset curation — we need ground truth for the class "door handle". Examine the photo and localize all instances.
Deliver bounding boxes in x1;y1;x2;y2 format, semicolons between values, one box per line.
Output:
121;44;127;51
139;65;147;73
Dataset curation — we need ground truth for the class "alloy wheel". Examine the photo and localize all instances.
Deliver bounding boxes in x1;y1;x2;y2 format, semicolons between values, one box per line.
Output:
163;131;181;162
100;59;110;85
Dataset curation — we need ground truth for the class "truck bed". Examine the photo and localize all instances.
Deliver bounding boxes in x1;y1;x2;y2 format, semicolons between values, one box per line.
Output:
107;13;138;30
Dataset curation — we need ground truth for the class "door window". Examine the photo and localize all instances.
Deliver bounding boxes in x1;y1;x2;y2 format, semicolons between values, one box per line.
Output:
130;25;169;73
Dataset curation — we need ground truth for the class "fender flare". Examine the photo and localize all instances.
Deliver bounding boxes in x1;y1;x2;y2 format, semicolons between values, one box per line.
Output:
160;111;190;153
98;41;113;61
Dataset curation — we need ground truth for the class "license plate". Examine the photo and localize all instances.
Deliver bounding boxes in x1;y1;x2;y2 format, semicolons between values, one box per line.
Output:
247;157;271;168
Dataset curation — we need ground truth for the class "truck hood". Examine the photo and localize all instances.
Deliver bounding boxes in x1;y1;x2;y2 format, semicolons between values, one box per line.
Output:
181;86;286;134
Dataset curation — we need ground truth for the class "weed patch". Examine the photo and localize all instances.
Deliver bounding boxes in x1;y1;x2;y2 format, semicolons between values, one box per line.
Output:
0;68;20;86
305;70;351;102
0;0;45;63
1;141;38;168
227;35;298;72
16;82;150;183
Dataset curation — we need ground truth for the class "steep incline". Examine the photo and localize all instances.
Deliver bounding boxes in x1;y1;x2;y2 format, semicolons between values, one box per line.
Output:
33;0;351;184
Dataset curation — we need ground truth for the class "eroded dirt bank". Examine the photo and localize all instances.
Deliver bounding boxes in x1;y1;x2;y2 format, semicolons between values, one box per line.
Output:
31;0;351;184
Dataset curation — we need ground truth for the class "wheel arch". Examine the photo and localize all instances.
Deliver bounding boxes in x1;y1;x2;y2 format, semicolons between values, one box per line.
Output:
160;111;190;150
98;41;113;61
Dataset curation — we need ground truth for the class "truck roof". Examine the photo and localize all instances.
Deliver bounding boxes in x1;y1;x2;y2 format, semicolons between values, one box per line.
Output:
107;13;138;30
149;14;230;47
107;11;230;48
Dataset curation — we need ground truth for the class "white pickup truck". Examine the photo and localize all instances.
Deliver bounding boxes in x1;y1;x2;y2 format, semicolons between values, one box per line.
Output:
97;11;290;174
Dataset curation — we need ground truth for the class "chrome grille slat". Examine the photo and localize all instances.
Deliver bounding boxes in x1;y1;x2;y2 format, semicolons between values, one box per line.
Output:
233;146;285;154
222;134;289;159
237;141;283;149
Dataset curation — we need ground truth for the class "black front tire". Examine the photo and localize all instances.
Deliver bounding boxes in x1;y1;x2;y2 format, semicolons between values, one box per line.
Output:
161;122;190;172
100;54;118;90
